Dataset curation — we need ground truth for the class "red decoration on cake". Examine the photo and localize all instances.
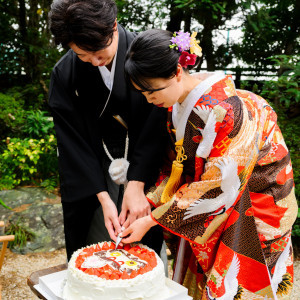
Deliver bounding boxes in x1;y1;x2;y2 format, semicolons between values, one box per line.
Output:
75;243;157;280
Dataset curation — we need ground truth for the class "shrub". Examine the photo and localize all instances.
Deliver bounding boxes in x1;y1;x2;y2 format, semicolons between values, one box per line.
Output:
0;92;25;140
261;55;300;108
0;135;58;190
23;110;55;139
5;220;35;249
40;176;58;194
5;82;49;111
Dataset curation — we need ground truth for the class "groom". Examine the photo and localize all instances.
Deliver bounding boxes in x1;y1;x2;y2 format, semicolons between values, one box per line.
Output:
48;0;166;260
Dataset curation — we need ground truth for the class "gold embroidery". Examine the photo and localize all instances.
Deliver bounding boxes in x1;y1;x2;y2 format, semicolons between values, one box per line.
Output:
194;213;228;244
215;136;231;155
277;273;293;296
166;214;177;224
183;267;204;300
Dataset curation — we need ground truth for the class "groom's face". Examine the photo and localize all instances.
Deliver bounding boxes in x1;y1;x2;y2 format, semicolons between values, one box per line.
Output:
69;27;119;68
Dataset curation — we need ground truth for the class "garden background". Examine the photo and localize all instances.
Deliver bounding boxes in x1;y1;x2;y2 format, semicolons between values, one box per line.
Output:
0;0;299;250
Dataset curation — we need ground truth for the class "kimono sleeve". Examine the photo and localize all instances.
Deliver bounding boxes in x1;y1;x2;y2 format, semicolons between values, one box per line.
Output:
127;105;168;188
149;98;259;244
49;68;107;202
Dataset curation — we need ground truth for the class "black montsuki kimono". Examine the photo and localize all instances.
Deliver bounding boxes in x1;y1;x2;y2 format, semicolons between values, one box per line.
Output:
48;24;166;258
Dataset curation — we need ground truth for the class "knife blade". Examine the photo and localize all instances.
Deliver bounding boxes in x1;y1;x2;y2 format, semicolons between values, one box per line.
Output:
115;233;123;249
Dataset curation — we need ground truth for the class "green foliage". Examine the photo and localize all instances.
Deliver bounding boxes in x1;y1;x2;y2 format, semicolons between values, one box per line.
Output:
292;209;300;237
175;0;228;17
6;83;49;111
40;176;58;194
270;55;300;76
0;93;25;140
0;0;63;84
238;0;300;70
0;1;21;77
261;55;300;107
116;0;168;30
0;86;58;191
172;0;239;70
23;110;55;139
0;83;53;141
5;221;35;249
0;135;58;190
0;198;12;210
262;78;299;107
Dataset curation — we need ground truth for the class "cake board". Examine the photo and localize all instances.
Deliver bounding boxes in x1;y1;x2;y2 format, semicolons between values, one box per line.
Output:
34;270;193;300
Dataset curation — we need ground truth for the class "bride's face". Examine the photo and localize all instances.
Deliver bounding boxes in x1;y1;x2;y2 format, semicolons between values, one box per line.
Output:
132;76;183;108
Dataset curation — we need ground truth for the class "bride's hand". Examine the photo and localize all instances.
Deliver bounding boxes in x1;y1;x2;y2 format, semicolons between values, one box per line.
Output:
120;215;156;244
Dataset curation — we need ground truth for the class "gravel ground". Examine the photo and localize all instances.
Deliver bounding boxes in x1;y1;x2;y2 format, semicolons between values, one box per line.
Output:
0;248;299;300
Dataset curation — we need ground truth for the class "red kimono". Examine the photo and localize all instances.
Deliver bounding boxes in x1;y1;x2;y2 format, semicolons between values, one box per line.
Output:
147;74;297;299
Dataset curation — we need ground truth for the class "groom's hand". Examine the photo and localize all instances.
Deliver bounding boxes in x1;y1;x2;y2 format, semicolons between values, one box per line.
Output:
119;181;151;227
97;191;122;241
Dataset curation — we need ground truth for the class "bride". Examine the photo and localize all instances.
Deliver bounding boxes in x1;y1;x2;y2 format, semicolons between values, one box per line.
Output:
120;29;297;300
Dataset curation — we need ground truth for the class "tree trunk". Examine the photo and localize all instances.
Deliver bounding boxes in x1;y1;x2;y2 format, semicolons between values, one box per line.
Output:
279;0;300;76
18;0;28;78
167;1;184;32
27;0;40;81
18;0;27;42
184;10;192;32
201;24;215;71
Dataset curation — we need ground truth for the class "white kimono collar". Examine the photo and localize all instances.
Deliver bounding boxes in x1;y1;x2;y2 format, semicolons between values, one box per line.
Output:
172;71;225;142
98;49;118;91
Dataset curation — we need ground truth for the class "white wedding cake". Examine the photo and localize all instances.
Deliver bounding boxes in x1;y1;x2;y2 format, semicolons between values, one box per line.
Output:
63;241;169;300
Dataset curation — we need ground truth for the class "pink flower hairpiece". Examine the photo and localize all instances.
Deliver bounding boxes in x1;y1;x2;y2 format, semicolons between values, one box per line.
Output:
170;31;202;68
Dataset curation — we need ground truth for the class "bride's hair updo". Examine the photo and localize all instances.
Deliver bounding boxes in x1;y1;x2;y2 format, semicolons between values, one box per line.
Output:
125;29;201;92
125;29;180;91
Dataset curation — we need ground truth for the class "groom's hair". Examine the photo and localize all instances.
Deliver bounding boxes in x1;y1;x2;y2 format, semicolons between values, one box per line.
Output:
49;0;117;51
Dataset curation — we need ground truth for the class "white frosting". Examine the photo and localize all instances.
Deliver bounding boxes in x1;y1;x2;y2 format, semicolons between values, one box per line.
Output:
63;242;169;300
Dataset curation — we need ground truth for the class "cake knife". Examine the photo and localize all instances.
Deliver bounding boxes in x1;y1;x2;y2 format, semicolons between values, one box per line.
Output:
115;233;123;249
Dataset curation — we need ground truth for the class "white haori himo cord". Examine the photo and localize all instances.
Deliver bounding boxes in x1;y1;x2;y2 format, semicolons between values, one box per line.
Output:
102;132;129;185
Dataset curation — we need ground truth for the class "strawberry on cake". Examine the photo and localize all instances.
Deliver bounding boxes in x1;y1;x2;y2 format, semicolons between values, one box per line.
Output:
63;241;169;300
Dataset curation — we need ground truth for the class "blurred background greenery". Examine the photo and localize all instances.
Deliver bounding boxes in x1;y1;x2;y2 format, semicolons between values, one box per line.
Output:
0;0;299;237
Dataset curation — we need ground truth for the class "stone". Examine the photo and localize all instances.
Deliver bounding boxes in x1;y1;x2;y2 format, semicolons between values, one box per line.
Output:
0;187;65;254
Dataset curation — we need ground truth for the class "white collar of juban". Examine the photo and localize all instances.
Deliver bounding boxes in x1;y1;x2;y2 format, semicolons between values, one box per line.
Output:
172;71;226;142
98;48;118;91
97;48;118;119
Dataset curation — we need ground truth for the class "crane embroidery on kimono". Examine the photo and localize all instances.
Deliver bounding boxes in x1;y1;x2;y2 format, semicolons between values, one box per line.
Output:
271;237;291;298
206;253;240;300
183;157;240;220
192;105;217;159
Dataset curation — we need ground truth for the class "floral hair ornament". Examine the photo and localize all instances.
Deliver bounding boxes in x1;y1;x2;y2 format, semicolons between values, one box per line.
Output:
179;51;197;69
170;31;202;68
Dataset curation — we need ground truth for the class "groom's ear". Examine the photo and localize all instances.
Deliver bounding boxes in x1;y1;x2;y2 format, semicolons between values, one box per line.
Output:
113;19;118;30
